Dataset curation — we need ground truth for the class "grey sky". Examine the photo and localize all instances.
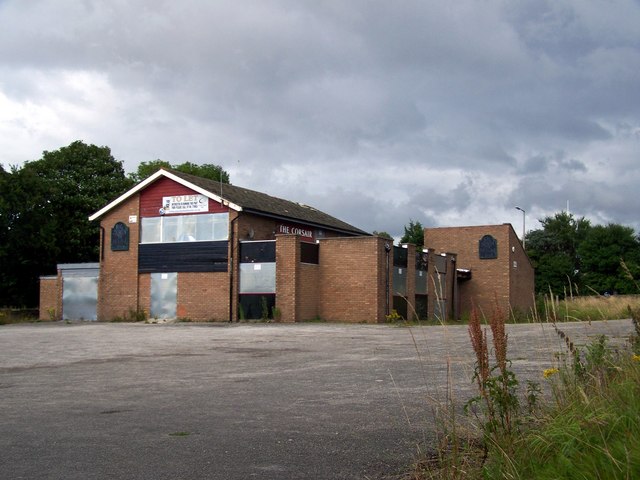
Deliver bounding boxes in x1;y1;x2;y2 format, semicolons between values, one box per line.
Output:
1;0;639;239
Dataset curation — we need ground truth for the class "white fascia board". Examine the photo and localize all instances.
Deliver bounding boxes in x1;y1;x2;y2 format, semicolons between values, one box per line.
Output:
88;169;242;221
160;170;243;212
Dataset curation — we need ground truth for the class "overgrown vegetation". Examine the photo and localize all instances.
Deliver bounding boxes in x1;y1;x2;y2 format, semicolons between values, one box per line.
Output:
0;308;39;325
1;141;133;307
482;335;640;479
526;211;640;297
412;295;640;479
538;293;640;323
110;308;147;323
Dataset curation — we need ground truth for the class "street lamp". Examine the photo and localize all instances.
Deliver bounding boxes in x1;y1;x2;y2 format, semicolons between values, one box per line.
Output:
515;206;526;249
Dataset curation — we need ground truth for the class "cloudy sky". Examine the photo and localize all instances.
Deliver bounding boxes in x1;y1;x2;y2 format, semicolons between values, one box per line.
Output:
1;0;639;239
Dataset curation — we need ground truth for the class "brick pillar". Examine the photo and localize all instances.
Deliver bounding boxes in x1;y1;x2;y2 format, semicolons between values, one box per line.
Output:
426;251;439;320
275;234;300;322
98;196;140;320
445;253;457;320
404;244;417;320
376;238;391;322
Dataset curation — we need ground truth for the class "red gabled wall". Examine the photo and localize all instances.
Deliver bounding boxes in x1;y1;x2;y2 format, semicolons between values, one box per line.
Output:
139;177;228;218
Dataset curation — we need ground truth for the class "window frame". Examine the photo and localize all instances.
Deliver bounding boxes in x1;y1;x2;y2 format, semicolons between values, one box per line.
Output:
140;212;229;244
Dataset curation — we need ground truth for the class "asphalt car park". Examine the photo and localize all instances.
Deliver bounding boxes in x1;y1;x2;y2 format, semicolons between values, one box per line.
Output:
0;320;634;479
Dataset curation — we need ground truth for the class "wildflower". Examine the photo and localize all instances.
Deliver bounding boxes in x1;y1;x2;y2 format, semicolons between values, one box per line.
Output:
543;367;559;378
489;299;508;373
468;306;489;386
632;354;640;362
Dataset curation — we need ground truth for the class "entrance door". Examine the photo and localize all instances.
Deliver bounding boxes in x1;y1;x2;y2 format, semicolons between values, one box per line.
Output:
150;272;177;319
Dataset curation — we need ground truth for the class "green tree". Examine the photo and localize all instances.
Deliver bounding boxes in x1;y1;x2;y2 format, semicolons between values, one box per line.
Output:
129;160;230;184
400;219;424;250
128;159;171;183
525;212;591;295
373;230;393;240
0;141;133;306
577;224;640;294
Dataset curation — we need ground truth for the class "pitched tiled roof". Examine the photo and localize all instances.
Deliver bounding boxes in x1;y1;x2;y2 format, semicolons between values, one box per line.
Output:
168;169;369;236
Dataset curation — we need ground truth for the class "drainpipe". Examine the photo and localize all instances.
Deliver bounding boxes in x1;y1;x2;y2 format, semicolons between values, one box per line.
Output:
99;226;105;262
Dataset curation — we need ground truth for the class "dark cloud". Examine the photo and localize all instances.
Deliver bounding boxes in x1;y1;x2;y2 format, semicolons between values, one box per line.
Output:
1;0;639;236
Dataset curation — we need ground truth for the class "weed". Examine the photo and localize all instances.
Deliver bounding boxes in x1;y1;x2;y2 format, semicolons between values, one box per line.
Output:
110;308;147;323
466;301;520;443
628;305;640;354
302;316;326;323
525;381;542;415
0;308;39;324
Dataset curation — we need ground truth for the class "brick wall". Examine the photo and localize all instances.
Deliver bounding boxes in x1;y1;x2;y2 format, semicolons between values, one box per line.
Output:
274;235;321;322
275;235;299;322
298;262;320;321
508;227;535;315
138;274;151;318
38;276;60;320
98;195;141;320
236;214;277;242
424;224;534;318
177;272;229;321
318;236;389;323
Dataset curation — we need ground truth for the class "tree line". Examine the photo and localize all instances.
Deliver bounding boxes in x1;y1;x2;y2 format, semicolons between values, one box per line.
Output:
525;212;640;296
0;141;229;307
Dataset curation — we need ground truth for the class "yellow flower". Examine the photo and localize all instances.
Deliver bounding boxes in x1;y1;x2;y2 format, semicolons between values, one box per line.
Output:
543;368;559;378
632;354;640;362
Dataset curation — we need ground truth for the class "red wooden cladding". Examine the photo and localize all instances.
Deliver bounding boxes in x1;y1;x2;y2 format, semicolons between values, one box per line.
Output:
139;177;229;218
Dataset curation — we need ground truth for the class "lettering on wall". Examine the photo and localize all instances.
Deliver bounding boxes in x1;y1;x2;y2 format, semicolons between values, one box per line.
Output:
277;223;314;240
162;194;209;214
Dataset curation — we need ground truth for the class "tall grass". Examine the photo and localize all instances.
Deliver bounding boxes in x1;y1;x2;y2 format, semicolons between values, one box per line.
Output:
484;353;640;479
538;295;640;322
412;294;640;479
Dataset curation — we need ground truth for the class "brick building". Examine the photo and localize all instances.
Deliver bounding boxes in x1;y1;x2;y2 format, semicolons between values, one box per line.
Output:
39;169;456;322
39;170;533;322
424;224;535;318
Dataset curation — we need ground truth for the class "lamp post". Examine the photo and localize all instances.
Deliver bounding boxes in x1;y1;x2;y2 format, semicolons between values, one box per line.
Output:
515;206;526;249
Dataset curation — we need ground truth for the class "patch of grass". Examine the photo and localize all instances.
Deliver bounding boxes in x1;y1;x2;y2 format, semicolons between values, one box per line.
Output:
543;293;640;323
168;431;191;437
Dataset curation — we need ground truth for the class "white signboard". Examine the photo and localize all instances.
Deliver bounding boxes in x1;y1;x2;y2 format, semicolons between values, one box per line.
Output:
162;195;209;214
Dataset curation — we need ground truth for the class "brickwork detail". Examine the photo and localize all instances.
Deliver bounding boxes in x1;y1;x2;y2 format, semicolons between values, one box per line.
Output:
177;272;229;321
317;236;390;323
275;235;299;322
98;196;141;320
424;224;534;317
39;276;60;320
